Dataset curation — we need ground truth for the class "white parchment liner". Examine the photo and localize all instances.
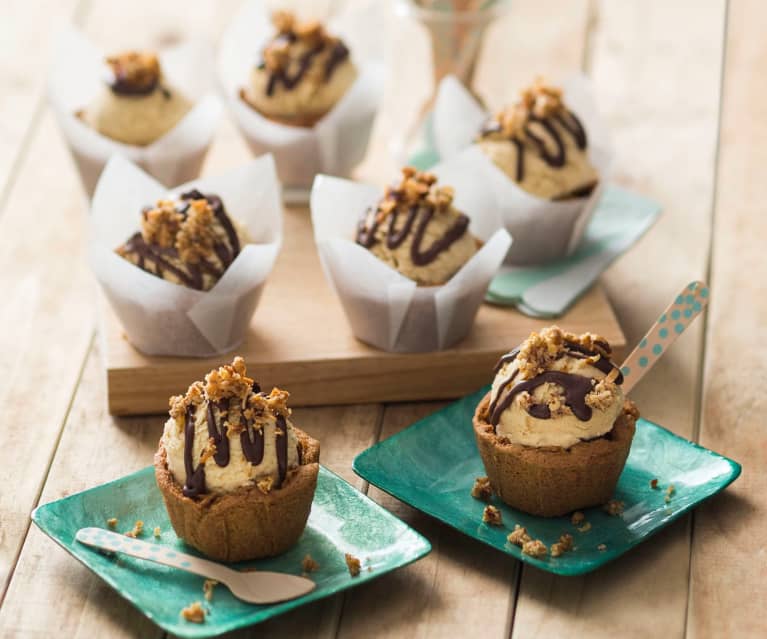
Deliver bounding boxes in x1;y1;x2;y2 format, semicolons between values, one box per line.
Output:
48;27;223;196
433;75;612;265
90;154;282;357
311;166;511;353
218;0;385;189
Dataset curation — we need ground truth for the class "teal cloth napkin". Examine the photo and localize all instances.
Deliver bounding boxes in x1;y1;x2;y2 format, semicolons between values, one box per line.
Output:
486;185;660;317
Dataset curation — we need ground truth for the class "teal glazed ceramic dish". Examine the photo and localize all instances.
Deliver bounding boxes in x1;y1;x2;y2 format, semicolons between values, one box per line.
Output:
353;387;741;576
32;466;431;638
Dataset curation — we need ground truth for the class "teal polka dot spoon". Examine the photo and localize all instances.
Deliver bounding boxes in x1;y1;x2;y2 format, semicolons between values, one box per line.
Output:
75;527;315;604
619;280;709;395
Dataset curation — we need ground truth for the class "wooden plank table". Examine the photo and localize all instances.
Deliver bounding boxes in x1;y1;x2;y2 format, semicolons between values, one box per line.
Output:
0;1;764;637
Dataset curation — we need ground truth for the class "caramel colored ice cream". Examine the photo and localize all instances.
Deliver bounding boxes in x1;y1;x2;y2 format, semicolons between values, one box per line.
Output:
161;357;302;496
241;11;357;127
488;326;624;449
355;167;479;286
80;51;192;145
116;189;249;291
477;78;598;200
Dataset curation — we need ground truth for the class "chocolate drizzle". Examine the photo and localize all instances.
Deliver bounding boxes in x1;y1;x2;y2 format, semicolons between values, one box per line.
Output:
481;108;587;182
488;339;623;427
121;190;240;291
356;204;470;267
263;40;349;97
181;400;295;498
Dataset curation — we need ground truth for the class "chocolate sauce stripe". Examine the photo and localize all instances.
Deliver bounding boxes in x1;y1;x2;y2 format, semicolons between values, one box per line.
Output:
264;39;348;96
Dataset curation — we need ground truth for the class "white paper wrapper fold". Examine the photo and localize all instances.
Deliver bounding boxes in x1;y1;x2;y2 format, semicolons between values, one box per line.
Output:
311;168;511;353
48;28;223;196
218;0;385;189
90;154;282;357
433;75;613;265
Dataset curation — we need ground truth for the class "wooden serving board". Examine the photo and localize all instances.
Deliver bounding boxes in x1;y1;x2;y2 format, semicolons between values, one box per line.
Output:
101;204;625;415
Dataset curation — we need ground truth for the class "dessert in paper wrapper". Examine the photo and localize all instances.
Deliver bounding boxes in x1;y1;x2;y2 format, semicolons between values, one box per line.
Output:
432;75;612;265
310;169;511;353
218;0;384;189
90;155;281;357
48;28;222;196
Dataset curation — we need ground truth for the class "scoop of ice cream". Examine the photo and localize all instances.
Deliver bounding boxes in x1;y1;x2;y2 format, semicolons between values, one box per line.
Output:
240;11;357;126
477;78;598;200
488;326;625;449
355;167;479;286
161;357;302;496
80;51;192;146
116;189;250;291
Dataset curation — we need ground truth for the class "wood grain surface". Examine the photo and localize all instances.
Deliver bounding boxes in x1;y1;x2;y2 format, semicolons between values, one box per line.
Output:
1;0;765;638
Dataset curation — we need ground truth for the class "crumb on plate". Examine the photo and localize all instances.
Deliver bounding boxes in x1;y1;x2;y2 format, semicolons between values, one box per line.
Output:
482;505;503;526
302;554;319;573
345;553;361;577
522;539;548;558
602;499;624;516
181;601;206;623
203;579;218;602
471;476;493;501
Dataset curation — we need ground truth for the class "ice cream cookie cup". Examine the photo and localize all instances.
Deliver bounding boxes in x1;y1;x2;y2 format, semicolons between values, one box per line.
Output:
473;392;637;517
155;428;320;562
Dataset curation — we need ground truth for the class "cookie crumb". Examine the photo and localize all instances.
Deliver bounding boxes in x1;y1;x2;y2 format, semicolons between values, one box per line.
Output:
203;579;218;602
602;499;624;516
664;484;676;503
257;476;274;495
570;511;585;525
597;543;607;551
124;520;144;538
181;601;206;623
650;478;659;489
345;553;361;577
507;524;531;547
302;554;319;573
106;518;118;529
482;505;503;526
153;527;161;538
577;522;592;533
522;539;548;558
551;533;574;558
471;476;493;501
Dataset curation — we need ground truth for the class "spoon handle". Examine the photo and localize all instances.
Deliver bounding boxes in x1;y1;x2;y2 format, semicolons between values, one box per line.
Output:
76;527;233;582
619;281;709;395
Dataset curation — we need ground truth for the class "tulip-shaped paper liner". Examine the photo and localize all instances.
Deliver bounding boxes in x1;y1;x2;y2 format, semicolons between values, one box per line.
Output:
311;171;511;353
432;74;612;265
90;155;282;357
218;0;385;191
48;27;223;196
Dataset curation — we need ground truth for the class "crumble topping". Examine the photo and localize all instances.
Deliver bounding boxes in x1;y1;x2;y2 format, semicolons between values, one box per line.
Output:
205;357;253;403
570;511;585;526
522;539;548;558
203;579;218;602
302;554;319;573
124;520;144;538
507;525;531;547
345;553;361;577
482;505;503;526
586;376;619;410
106;51;160;93
141;200;182;248
199;437;217;465
471;476;493;501
358;167;456;237
106;518;118;529
256;476;274;495
514;326;612;380
602;499;625;516
180;601;206;623
263;11;340;73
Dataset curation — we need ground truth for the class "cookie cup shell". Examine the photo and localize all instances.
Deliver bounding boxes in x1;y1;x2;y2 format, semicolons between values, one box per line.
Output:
472;392;637;517
155;427;320;562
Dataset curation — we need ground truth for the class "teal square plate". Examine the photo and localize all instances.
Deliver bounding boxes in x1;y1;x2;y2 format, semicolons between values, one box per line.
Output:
32;466;431;637
353;388;741;576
